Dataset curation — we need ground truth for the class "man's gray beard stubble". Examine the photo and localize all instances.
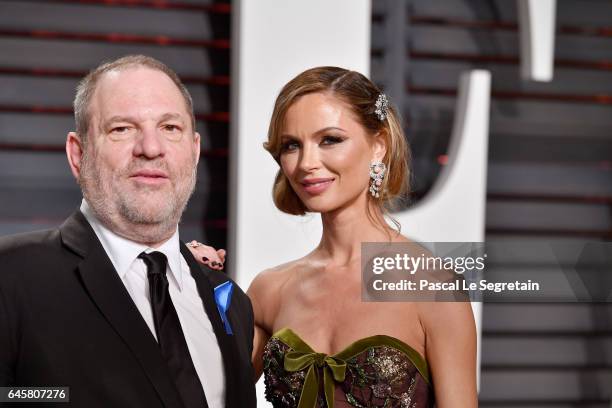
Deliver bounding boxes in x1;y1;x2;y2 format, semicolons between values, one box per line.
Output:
78;146;198;243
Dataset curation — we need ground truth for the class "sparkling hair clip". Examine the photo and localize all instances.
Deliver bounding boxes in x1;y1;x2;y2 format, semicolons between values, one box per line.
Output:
374;93;389;121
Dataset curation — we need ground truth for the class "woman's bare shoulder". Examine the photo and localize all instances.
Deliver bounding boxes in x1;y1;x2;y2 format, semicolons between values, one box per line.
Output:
416;300;476;338
247;254;314;301
390;232;426;248
391;232;412;243
247;256;312;330
250;258;302;287
372;231;435;260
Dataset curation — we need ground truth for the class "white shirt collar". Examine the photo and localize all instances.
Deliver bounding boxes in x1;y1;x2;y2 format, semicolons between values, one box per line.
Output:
80;199;184;290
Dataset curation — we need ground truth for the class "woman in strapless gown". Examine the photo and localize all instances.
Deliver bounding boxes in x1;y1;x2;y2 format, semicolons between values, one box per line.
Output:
191;67;477;407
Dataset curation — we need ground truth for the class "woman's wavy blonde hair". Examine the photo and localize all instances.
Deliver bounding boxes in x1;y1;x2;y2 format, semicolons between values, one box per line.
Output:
263;66;411;233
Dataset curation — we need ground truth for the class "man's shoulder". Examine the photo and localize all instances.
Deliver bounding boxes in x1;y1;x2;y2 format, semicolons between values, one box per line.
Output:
0;227;68;288
202;267;253;313
0;228;61;258
202;267;247;298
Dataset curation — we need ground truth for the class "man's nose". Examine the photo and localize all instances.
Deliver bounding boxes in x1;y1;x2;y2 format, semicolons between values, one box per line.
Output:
133;126;165;158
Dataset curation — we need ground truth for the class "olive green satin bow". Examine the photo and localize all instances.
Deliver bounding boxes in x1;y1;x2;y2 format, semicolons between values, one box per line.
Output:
284;350;347;408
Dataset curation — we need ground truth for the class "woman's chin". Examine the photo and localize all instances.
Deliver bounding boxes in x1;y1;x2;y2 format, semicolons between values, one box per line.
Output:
302;200;341;214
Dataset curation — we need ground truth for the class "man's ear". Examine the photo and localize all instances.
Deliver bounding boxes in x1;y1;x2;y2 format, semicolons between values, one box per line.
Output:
372;130;388;162
66;132;84;180
194;131;201;166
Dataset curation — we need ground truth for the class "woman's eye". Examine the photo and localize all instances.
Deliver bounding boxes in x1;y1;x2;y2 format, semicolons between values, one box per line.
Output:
321;136;344;145
281;141;299;152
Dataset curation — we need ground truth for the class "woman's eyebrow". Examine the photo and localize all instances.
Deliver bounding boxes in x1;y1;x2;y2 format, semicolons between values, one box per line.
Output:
281;127;347;139
313;126;346;135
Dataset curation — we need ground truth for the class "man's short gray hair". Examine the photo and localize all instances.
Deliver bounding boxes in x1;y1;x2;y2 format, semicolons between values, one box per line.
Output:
73;54;195;143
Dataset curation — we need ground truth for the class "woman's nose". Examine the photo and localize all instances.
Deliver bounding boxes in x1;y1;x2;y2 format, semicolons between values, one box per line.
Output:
298;143;320;172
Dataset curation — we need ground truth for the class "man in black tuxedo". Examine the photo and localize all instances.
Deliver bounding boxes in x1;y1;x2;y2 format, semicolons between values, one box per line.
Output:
0;55;256;407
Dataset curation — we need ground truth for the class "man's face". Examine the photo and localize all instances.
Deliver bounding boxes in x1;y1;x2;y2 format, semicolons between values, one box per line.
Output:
78;67;199;237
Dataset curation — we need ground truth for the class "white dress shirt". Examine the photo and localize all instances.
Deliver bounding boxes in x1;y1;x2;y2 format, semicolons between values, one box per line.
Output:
80;199;225;408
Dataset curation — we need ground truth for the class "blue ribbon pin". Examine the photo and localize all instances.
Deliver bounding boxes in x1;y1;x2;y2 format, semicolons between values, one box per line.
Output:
213;281;234;335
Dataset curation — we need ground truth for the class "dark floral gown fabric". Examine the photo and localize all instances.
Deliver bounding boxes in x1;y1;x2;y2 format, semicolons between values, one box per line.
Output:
263;328;433;408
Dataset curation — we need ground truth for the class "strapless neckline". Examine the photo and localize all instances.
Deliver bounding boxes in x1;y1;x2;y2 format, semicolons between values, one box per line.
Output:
271;327;431;385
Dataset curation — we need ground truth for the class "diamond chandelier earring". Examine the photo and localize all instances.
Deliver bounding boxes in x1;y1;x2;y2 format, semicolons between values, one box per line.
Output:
369;161;386;198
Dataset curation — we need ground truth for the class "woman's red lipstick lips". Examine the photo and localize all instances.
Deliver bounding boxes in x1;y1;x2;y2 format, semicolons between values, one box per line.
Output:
300;177;334;195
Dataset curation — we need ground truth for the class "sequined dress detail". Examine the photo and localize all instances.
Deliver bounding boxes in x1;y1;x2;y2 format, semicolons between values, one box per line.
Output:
263;328;433;408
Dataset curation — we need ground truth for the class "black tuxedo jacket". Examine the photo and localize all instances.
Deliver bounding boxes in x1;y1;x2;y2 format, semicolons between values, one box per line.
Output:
0;211;256;407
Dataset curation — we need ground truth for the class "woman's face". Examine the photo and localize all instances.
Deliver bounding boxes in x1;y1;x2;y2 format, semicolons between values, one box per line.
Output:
279;92;384;214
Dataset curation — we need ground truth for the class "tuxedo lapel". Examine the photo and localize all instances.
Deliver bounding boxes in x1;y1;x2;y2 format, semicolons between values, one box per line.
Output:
60;211;185;408
180;244;241;408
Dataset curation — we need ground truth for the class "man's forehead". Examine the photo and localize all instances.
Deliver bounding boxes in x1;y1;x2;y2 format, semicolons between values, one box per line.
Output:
96;67;178;95
90;67;190;119
102;112;186;125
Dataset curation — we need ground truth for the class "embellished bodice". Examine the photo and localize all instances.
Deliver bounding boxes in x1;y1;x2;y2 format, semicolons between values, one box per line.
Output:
263;328;433;408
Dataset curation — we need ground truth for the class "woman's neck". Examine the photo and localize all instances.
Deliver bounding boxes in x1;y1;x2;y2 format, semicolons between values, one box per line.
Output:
316;195;396;266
